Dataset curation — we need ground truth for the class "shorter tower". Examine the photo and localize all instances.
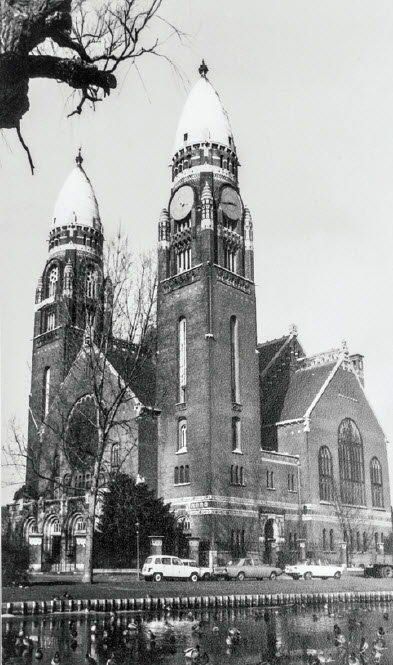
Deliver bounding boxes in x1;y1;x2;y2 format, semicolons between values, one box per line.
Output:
27;151;104;494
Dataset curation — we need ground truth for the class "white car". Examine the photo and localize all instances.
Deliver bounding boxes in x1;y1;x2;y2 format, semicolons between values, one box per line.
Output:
142;555;200;582
285;560;344;580
182;558;213;580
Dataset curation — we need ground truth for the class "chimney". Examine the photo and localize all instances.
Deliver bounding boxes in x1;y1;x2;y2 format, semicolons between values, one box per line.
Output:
350;354;365;387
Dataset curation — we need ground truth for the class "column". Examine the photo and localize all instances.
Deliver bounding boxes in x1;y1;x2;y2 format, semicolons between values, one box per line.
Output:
75;535;86;571
338;541;347;566
298;539;306;562
28;534;43;572
187;537;200;563
148;536;164;555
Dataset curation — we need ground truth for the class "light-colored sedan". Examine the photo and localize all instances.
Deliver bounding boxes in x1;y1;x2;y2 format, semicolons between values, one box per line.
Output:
213;557;283;580
285;560;344;580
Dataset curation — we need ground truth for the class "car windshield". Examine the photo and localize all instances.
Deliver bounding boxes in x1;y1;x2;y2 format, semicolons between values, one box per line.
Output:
144;557;153;564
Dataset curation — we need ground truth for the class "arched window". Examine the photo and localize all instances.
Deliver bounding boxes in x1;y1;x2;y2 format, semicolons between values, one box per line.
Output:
48;266;58;297
179;466;185;484
356;531;361;551
179;317;187;403
177;419;187;452
86;267;98;298
329;529;334;551
232;417;241;452
174;467;179;484
184;465;190;483
42;367;51;418
230;316;240;402
111;443;120;469
322;528;327;551
319;446;333;501
363;532;367;551
338;418;365;505
239;467;244;485
370;457;383;507
75;517;85;532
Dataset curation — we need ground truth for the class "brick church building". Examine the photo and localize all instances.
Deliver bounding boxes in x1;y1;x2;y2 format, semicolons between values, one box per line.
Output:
7;62;392;573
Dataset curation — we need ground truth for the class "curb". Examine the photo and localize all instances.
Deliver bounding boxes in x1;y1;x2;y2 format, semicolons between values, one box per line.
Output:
3;590;393;617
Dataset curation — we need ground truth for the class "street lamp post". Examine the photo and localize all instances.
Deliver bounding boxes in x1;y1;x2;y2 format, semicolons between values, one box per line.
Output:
135;521;140;581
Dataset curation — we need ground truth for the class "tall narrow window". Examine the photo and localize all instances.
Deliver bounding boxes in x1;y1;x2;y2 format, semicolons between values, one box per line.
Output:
46;311;56;331
338;418;365;505
177;247;191;273
177;419;187;452
224;247;236;272
370;457;383;508
111;443;120;469
231;417;241;452
86;267;98;298
230;316;240;402
179;317;187;403
319;446;333;501
329;529;334;551
322;528;327;551
48;266;58;297
43;367;51;418
184;465;190;483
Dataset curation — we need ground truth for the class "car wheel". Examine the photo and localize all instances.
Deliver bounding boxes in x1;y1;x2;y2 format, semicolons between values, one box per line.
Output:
190;572;199;582
382;566;393;578
304;571;312;580
237;572;245;581
269;571;277;580
334;571;341;580
203;572;211;581
153;572;163;582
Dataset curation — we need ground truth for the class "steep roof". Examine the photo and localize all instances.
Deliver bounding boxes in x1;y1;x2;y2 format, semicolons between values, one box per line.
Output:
173;72;235;155
52;153;101;232
279;361;337;421
258;335;290;375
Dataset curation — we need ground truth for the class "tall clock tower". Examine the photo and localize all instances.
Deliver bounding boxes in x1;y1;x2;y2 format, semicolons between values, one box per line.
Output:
156;63;261;563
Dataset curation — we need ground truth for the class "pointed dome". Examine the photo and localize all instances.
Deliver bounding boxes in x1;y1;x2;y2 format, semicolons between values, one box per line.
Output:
52;151;101;231
173;63;235;155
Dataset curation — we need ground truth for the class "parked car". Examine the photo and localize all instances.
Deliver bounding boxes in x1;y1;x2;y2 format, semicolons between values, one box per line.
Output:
285;560;344;580
142;555;200;581
213;557;283;580
182;558;213;580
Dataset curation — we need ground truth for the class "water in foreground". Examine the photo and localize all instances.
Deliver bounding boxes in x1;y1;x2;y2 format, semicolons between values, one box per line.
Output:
3;601;392;664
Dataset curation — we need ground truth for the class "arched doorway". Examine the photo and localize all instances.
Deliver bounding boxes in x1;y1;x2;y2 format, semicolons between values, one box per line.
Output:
43;515;61;571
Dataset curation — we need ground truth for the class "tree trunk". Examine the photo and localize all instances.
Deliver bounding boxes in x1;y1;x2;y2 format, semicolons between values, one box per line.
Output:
82;488;96;584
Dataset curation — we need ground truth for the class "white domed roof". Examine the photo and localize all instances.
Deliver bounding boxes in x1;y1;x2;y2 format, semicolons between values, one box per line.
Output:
173;69;235;155
52;155;101;231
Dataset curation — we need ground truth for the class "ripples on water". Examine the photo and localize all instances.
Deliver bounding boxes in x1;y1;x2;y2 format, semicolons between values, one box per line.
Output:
3;601;392;664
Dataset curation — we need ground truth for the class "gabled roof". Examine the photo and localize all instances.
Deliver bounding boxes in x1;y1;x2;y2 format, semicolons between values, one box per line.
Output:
279;360;338;421
258;335;290;376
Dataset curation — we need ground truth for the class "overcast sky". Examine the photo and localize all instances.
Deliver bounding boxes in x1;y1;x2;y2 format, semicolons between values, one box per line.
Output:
1;0;393;504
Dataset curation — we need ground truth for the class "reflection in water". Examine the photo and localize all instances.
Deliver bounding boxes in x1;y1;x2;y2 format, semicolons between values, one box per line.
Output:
3;602;392;664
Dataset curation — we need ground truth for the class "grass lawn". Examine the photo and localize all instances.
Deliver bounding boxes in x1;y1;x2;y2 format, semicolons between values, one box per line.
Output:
3;572;393;604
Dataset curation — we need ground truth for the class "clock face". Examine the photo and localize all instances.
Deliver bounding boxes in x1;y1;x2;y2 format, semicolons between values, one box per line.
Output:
170;185;194;221
220;186;242;221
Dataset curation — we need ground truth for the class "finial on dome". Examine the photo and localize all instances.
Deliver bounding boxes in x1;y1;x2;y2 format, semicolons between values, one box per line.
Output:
198;59;208;78
75;148;83;167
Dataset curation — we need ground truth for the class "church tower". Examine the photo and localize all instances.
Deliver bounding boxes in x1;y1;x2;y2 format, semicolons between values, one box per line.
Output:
156;63;261;563
27;152;104;495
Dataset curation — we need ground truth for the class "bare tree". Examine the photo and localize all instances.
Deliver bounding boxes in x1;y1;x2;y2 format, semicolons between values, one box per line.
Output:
3;236;159;583
1;0;183;170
